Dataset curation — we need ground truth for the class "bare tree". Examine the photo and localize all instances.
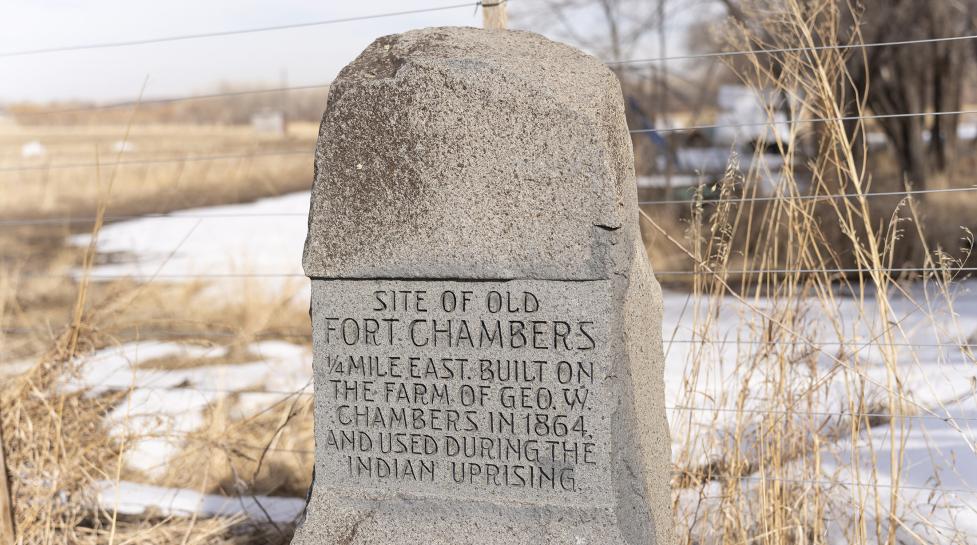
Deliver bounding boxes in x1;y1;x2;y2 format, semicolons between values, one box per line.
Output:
518;0;662;62
722;0;976;188
515;0;721;178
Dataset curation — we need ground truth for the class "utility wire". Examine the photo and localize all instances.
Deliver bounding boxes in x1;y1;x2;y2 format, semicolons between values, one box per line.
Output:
0;3;481;58
1;9;973;65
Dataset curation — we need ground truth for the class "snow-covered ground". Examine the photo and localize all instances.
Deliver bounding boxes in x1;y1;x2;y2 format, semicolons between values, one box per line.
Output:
96;480;305;523
34;337;315;523
67;191;977;540
67;340;312;476
69;192;310;297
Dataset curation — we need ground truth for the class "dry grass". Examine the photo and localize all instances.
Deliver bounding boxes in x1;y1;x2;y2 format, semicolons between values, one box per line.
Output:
3;4;977;544
0;228;309;544
0;126;313;541
0;122;317;221
0;226;311;543
646;2;977;544
158;395;313;499
8;86;330;127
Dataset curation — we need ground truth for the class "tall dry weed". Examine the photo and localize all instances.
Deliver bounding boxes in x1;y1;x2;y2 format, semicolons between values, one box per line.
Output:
635;1;977;544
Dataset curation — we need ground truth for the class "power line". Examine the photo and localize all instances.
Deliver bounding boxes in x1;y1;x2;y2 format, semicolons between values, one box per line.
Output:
0;3;481;58
1;8;973;65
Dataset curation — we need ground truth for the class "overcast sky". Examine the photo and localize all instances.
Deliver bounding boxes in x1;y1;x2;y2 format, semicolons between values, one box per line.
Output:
0;1;712;103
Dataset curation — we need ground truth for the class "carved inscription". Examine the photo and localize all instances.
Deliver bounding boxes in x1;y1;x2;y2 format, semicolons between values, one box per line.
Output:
311;280;613;504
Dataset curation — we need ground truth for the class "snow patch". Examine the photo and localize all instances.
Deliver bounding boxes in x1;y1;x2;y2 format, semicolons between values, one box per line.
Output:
69;340;311;475
94;480;305;523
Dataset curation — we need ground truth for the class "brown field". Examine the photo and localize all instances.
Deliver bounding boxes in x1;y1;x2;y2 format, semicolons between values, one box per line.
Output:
0;122;318;221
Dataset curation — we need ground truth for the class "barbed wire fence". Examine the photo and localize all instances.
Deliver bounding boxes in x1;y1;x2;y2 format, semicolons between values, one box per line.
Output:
3;0;977;532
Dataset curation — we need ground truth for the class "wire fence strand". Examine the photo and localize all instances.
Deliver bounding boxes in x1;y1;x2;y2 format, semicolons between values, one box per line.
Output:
639;108;977;134
7;106;976;148
16;266;977;280
0;107;974;178
0;185;973;226
609;33;977;65
0;148;310;173
4;326;975;352
118;385;977;424
10;84;333;119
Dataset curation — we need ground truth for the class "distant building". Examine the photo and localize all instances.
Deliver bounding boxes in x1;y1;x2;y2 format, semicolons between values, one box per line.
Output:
21;140;46;158
0;107;13;126
112;140;137;153
251;109;286;136
713;85;792;147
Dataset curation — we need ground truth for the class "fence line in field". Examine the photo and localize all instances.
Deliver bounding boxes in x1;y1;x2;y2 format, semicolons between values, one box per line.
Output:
9;107;977;148
111;383;977;425
144;432;977;495
4;329;972;426
2;186;974;227
19;266;977;280
0;148;311;173
11;84;334;119
635;186;977;206
133;431;977;495
609;32;977;65
3;326;974;352
644;108;977;134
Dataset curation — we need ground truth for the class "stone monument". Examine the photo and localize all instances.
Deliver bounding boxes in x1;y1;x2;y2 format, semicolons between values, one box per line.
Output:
293;27;672;545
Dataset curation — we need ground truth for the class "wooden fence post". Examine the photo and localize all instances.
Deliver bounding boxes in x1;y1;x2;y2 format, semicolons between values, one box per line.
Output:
0;414;14;545
482;0;507;30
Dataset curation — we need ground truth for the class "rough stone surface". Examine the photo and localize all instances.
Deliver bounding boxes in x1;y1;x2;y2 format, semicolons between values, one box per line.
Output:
303;26;632;281
294;27;672;545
